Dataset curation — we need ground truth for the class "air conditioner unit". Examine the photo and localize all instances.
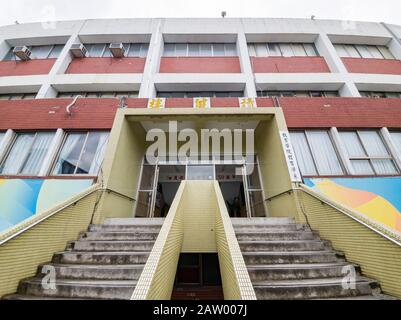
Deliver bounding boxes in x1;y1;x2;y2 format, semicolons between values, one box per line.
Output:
109;43;126;58
13;46;31;60
70;43;87;58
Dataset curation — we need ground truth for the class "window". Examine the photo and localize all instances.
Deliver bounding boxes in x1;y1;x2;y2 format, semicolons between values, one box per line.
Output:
335;44;395;59
52;131;109;175
0;132;4;145
339;131;398;175
248;43;318;57
290;130;343;176
163;43;237;57
0;93;36;100
157;91;244;98
0;132;55;175
256;91;339;97
360;91;401;98
390;132;401;159
84;43;149;58
3;45;64;60
57;92;139;98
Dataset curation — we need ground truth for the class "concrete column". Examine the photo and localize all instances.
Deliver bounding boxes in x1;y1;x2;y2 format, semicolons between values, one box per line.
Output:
381;23;401;60
0;38;11;60
0;129;15;164
380;127;401;171
314;32;360;97
139;18;164;98
330;127;354;175
36;21;86;98
39;128;64;176
236;29;257;97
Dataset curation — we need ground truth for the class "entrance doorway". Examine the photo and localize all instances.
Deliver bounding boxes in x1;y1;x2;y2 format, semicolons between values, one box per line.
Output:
134;155;266;218
171;253;224;300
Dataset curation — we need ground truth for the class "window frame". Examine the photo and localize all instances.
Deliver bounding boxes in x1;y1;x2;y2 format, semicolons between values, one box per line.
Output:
339;130;399;176
291;130;344;176
0;131;55;176
163;43;237;57
51;131;109;176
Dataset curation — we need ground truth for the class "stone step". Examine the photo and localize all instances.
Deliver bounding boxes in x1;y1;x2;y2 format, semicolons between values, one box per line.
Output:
233;224;309;233
103;218;164;226
235;231;319;241
318;294;398;300
88;224;162;233
36;264;144;280
231;217;295;225
67;240;155;252
52;251;149;265
17;278;136;299
243;251;344;265
2;294;95;300
247;263;357;281
79;231;159;241
253;277;379;300
239;240;327;252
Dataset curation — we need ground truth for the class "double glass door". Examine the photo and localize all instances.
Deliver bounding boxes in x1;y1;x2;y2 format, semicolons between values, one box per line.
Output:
135;156;265;218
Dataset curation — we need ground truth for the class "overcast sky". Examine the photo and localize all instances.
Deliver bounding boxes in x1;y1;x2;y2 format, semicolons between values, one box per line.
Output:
0;0;400;27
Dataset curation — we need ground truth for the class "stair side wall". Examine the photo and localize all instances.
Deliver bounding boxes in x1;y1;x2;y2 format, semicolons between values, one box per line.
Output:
296;189;401;298
0;190;99;297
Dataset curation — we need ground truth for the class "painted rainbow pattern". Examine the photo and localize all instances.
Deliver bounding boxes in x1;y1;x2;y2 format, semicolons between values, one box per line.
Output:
305;178;401;233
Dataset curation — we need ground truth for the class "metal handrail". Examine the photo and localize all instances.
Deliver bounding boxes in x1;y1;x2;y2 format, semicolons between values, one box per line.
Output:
264;189;293;202
296;184;401;246
101;188;136;202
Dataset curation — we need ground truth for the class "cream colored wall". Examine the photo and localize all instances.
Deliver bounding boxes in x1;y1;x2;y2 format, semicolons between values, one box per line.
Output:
133;181;186;300
97;107;301;221
0;186;99;297
181;181;217;253
255;111;299;218
133;181;256;300
296;188;401;298
213;181;256;300
94;111;147;222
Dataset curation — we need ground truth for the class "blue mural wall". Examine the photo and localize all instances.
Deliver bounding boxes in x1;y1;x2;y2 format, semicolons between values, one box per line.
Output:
0;179;93;232
304;177;401;234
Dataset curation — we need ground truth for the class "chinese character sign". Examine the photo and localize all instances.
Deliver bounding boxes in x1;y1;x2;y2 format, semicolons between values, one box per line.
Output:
239;97;257;109
147;98;166;109
193;97;211;109
279;130;302;182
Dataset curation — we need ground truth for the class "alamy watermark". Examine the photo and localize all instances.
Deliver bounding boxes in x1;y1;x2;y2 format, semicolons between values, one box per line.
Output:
145;121;255;175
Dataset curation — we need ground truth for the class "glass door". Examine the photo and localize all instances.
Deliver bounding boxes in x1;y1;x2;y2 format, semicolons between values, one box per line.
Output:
242;156;266;217
135;160;159;217
186;164;215;180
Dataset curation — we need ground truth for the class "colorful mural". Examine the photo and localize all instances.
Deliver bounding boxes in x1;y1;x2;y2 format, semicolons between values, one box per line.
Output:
0;179;93;233
304;177;401;234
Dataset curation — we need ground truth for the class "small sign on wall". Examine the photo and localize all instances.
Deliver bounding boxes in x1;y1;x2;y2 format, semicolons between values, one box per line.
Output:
279;130;302;182
239;97;257;109
193;97;211;109
147;98;166;109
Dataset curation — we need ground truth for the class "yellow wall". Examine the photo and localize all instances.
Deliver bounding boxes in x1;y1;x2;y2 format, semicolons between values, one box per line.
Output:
133;181;256;300
133;182;186;300
181;181;217;253
296;188;401;298
255;112;299;218
0;186;99;297
96;107;300;221
94;111;147;223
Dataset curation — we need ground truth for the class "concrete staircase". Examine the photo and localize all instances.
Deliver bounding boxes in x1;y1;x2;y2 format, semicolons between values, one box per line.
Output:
3;218;164;300
232;217;394;300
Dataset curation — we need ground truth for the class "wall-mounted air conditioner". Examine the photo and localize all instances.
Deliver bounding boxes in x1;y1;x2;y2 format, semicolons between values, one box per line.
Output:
109;43;126;58
13;46;31;60
70;43;87;58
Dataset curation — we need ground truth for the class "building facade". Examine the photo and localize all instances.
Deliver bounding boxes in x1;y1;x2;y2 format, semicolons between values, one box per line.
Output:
0;18;401;300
